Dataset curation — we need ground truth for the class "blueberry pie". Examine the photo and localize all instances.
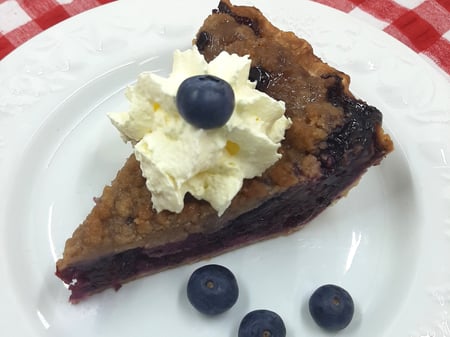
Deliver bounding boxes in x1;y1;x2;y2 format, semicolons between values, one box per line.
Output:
55;0;393;303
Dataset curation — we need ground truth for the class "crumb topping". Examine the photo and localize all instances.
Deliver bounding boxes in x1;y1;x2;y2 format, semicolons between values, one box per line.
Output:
57;0;392;270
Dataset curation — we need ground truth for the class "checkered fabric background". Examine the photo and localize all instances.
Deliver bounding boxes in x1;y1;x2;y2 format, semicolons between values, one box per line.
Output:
315;0;450;75
0;0;449;76
0;0;113;58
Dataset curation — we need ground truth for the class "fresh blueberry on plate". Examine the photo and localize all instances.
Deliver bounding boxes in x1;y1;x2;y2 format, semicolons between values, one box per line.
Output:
238;309;286;337
186;264;239;315
308;284;354;331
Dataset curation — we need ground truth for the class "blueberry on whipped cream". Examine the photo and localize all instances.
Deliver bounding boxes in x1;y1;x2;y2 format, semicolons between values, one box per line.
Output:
176;74;235;129
109;46;291;215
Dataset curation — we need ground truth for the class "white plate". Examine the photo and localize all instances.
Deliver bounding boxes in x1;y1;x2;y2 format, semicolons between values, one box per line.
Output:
1;0;449;336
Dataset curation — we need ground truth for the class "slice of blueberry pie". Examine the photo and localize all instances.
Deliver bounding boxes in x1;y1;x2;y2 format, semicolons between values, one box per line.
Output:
55;0;393;303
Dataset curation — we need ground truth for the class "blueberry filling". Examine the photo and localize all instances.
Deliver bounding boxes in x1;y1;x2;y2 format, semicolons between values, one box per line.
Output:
249;66;271;91
196;31;211;52
216;1;261;36
319;75;383;173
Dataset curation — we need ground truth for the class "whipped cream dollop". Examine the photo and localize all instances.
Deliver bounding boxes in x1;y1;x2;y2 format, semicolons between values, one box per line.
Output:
109;47;291;215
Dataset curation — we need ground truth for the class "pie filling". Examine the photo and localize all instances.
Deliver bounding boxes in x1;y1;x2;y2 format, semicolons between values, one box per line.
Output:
56;78;386;302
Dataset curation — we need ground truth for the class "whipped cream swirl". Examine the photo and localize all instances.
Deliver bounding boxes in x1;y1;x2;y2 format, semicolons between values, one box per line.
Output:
109;47;291;215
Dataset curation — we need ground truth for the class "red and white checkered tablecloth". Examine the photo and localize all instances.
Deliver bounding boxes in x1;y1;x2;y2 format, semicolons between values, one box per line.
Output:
0;0;449;76
315;0;450;76
0;0;113;56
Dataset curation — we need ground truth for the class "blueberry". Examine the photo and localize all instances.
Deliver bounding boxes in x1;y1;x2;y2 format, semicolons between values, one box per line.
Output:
187;264;239;315
308;284;354;331
176;75;235;129
238;310;286;337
